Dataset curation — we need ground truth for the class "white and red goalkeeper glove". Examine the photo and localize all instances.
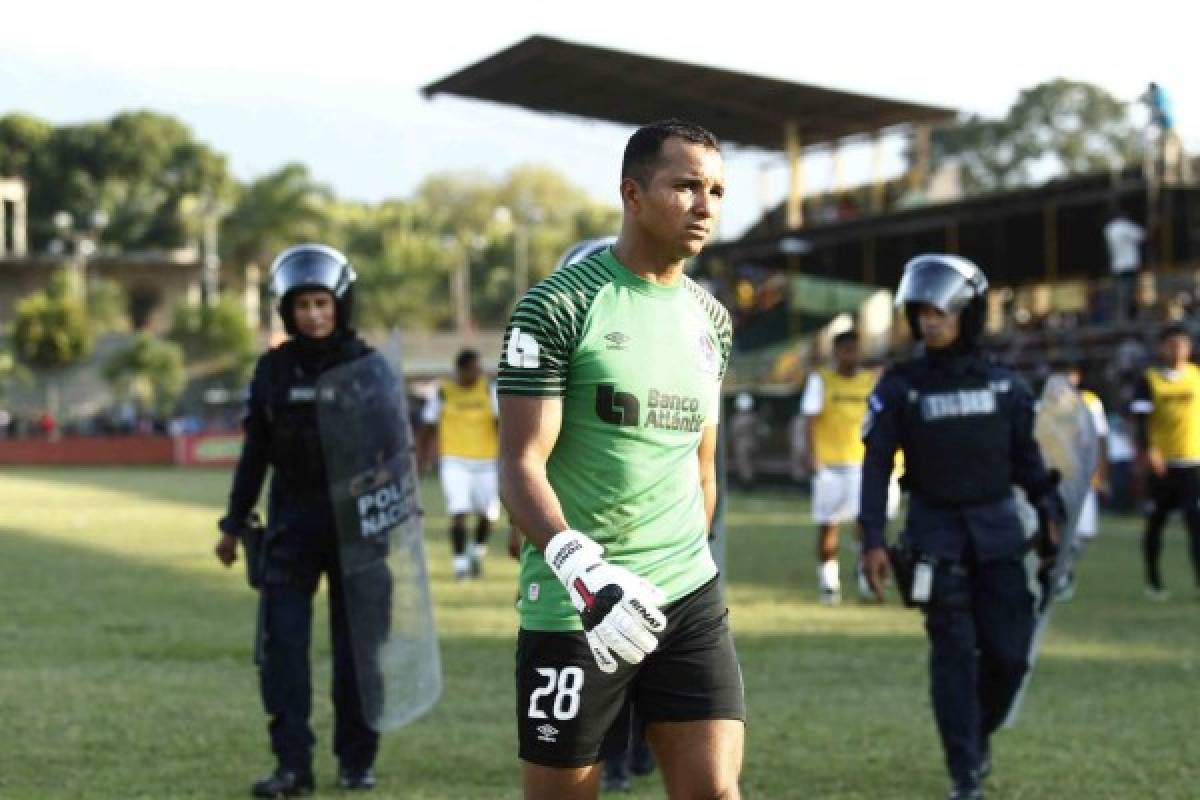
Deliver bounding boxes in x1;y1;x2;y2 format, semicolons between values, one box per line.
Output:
544;530;667;673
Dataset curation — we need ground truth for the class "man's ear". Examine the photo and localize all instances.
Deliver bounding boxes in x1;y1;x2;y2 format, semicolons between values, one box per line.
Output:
619;176;642;212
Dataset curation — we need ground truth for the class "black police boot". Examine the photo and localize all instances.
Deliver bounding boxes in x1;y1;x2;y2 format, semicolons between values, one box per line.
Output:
338;765;377;791
251;766;314;798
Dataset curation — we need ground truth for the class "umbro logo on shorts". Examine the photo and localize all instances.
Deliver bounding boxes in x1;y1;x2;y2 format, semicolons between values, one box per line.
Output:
536;723;559;743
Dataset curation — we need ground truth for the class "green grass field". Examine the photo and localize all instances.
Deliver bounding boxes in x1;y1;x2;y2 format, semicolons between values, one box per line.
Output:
1;467;1197;799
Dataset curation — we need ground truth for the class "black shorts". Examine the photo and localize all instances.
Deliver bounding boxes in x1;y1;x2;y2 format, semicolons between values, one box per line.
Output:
1147;465;1200;516
515;576;745;768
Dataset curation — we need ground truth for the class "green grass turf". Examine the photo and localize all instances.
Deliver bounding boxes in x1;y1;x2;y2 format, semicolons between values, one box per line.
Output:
0;467;1197;799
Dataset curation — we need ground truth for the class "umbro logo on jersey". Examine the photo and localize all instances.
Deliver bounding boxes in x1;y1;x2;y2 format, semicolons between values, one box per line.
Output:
604;331;631;350
536;723;559;743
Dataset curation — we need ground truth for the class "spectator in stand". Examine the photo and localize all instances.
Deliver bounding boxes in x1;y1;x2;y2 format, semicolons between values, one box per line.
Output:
1105;209;1145;324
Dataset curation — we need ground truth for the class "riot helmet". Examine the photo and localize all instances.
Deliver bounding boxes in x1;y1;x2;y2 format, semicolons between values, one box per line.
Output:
895;254;988;346
269;244;357;335
554;236;617;271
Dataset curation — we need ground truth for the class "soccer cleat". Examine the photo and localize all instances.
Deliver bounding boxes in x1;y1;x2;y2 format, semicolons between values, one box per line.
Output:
1055;573;1076;602
338;766;376;791
1144;584;1170;602
251;766;314;798
818;587;842;606
856;562;875;601
469;551;485;578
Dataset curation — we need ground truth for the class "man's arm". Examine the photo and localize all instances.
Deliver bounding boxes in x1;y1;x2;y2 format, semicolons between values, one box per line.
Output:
698;424;719;529
800;371;823;472
416;387;440;473
497;394;569;552
1130;373;1164;477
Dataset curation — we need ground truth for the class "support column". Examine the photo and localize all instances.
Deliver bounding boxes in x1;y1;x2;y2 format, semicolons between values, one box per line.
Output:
785;121;805;229
910;124;932;193
870;132;886;213
1043;203;1059;282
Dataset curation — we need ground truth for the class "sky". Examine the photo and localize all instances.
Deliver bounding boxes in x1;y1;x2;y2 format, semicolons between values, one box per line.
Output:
4;0;1197;238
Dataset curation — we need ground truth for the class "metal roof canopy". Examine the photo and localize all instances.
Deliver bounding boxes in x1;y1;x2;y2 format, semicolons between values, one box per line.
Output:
421;35;955;152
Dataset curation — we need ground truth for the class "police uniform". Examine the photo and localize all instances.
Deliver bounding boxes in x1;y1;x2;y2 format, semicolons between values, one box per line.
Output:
859;254;1060;798
1131;360;1200;591
219;245;379;795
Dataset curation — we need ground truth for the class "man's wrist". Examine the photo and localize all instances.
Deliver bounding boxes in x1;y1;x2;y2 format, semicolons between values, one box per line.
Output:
860;524;886;551
543;529;602;585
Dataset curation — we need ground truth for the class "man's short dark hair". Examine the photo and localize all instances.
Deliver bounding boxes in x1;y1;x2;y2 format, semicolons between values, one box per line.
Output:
621;119;720;187
1159;323;1191;342
832;330;859;348
455;348;480;370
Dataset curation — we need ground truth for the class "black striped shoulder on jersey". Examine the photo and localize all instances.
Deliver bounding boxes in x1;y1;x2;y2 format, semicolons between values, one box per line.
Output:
498;253;616;397
683;276;734;379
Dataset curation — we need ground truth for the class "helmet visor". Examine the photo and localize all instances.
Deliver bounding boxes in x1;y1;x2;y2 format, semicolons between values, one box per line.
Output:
895;257;983;315
271;246;353;299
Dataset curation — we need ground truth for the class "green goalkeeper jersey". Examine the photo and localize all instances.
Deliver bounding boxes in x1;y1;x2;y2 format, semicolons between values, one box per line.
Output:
498;247;732;631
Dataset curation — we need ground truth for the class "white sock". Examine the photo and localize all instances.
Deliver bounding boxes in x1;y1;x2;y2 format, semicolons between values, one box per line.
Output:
453;554;470;574
819;560;841;592
471;543;488;560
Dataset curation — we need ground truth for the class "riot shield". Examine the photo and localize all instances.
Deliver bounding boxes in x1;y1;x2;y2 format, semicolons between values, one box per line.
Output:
317;351;441;732
1004;374;1098;726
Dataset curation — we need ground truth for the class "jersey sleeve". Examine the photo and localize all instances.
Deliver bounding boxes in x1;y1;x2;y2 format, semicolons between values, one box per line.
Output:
420;383;442;425
497;284;579;397
1131;373;1153;415
1087;398;1109;437
801;371;824;416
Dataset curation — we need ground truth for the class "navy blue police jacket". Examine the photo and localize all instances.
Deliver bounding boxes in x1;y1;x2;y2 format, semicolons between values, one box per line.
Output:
858;347;1058;564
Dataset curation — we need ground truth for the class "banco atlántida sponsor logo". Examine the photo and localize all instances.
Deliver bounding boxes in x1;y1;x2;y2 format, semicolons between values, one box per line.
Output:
595;384;706;432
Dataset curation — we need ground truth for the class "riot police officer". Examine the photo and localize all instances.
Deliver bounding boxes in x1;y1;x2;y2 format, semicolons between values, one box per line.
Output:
214;244;380;797
859;254;1061;800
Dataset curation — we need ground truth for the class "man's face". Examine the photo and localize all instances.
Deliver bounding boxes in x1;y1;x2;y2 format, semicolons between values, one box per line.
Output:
291;289;336;338
833;340;860;372
456;359;482;386
1161;333;1192;366
625;138;725;260
917;305;961;349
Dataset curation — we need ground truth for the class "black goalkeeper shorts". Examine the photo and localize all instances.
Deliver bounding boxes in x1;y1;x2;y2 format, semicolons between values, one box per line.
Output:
515;576;745;768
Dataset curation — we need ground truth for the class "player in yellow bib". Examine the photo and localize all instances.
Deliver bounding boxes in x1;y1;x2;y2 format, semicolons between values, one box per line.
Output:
802;330;898;603
1131;324;1200;599
419;348;500;579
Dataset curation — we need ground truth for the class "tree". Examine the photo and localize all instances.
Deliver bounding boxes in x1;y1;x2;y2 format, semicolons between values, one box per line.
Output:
921;79;1141;193
167;295;257;383
221;163;333;270
87;279;130;335
102;334;185;416
0;349;31;403
0;110;236;252
9;270;92;370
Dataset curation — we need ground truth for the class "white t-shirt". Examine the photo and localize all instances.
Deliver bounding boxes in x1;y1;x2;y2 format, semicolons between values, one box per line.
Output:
800;371;825;416
1104;218;1145;274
